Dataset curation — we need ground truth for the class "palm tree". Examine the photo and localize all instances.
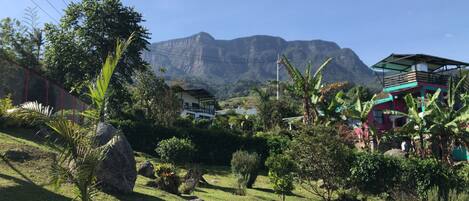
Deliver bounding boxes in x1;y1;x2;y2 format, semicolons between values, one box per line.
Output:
278;56;332;125
385;90;441;158
426;76;469;164
14;34;134;201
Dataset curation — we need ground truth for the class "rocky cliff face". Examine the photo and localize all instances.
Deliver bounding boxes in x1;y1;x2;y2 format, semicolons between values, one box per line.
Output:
143;32;375;86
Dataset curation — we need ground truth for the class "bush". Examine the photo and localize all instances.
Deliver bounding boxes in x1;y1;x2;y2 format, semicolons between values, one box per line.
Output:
194;119;212;129
155;137;196;164
350;152;401;196
173;117;193;128
0;95;14;128
400;158;463;201
231;150;260;194
265;153;295;201
288;126;353;201
154;163;181;194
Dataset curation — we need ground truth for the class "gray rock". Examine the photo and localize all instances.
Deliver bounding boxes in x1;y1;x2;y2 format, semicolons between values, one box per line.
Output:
2;148;31;162
138;160;155;178
384;149;406;158
95;122;136;193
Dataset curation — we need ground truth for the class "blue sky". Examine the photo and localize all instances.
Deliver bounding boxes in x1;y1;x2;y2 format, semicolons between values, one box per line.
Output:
1;0;468;65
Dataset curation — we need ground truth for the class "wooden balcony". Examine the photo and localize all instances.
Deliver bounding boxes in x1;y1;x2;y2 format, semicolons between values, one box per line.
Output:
384;71;449;88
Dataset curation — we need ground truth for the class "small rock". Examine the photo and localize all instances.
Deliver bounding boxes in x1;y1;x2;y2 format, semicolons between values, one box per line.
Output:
189;199;204;201
138;160;155;178
2;149;31;162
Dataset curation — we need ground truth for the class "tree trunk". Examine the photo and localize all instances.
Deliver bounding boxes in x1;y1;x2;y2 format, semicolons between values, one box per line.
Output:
440;135;453;165
303;96;311;125
418;132;425;158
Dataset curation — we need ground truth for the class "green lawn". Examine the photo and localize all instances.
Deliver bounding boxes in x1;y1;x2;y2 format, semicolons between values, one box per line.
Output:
0;128;313;201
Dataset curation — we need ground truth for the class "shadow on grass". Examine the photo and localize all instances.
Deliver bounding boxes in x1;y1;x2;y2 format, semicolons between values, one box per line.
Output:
201;183;235;194
113;191;167;201
0;173;69;201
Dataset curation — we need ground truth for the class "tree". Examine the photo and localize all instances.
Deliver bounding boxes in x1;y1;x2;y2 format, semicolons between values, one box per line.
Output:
289;127;353;201
0;14;42;70
278;55;332;125
385;90;441;158
265;153;296;201
342;92;378;150
44;0;150;116
15;35;133;201
132;70;181;126
426;76;469;164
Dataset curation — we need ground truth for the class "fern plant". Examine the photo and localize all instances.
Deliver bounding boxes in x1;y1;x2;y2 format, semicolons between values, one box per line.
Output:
14;34;134;201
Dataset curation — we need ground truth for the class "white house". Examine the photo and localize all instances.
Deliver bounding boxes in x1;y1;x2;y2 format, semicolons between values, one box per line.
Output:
173;86;216;119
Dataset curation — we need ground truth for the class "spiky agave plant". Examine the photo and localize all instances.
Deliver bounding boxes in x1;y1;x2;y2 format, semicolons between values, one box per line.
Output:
14;34;134;201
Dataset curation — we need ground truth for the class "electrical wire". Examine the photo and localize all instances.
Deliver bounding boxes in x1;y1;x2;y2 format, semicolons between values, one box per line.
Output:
30;0;59;24
45;0;63;15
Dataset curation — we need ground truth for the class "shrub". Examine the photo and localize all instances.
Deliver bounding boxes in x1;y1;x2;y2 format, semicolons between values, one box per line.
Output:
194;119;211;129
231;150;260;194
173;117;193;128
154;163;181;194
265;153;295;201
288;126;353;201
400;158;463;201
0;95;14;128
155;137;196;164
350;152;401;196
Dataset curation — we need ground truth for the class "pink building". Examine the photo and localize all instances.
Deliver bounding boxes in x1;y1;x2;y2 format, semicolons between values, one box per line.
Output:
367;54;468;133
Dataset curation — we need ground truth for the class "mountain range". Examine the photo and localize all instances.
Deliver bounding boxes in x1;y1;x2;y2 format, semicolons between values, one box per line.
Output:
143;32;377;97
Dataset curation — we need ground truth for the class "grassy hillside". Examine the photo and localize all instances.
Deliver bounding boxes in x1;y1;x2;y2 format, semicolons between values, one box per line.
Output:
0;129;312;201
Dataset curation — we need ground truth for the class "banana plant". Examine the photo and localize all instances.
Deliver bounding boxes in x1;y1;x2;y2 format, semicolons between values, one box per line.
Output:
279;55;332;125
14;34;134;201
426;76;469;164
343;92;378;150
384;89;441;158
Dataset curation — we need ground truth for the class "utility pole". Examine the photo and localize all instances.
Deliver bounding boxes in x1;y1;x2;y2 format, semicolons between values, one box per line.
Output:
276;54;280;100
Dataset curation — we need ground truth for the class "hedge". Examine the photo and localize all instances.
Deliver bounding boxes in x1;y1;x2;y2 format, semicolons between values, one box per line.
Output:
112;120;269;166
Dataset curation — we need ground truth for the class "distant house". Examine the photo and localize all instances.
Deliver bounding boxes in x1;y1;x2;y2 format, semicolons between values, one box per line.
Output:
216;106;257;116
173;86;216;119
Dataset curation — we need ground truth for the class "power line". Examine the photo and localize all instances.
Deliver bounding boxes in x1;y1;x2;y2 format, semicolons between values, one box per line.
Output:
61;0;69;7
30;0;59;24
45;0;63;16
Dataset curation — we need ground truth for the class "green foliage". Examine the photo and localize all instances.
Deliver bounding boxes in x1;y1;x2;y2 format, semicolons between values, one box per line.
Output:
173;117;193;128
44;0;150;118
131;70;181;126
231;150;260;194
265;153;295;201
400;158;463;201
0;95;13;116
288;126;353;201
155;137;196;164
0;16;42;69
154;163;181;195
252;87;299;130
113;120;269;166
13;36;132;201
350;152;401;196
194;119;212;129
279;55;332;125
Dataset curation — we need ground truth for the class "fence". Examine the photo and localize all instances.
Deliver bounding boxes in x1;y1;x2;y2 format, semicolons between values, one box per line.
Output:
0;59;88;118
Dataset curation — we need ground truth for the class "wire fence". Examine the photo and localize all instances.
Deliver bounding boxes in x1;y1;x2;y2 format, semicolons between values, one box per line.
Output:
0;59;88;119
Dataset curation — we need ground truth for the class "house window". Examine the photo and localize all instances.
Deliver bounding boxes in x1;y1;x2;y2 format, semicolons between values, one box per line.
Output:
373;110;384;124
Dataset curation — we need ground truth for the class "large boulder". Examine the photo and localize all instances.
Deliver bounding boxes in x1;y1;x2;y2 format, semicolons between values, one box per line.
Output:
137;160;155;178
95;122;136;193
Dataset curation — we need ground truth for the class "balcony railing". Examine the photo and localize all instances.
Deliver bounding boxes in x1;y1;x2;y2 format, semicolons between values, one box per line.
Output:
183;105;215;115
384;71;449;88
